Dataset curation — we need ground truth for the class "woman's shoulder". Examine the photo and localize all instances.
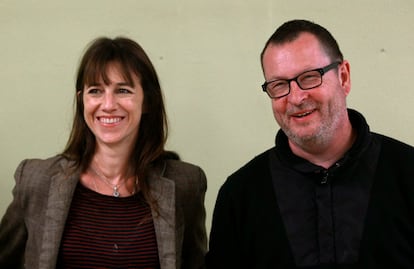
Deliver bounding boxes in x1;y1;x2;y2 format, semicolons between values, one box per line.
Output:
14;155;73;184
165;158;203;171
164;159;205;177
162;159;207;188
16;155;68;174
12;155;75;198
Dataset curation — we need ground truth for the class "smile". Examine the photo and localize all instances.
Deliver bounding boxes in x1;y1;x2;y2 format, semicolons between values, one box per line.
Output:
291;109;315;118
98;117;122;124
296;111;312;118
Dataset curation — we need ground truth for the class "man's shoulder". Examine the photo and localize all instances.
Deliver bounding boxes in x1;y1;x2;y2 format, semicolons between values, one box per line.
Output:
224;148;274;189
232;149;273;175
373;132;414;157
372;133;414;172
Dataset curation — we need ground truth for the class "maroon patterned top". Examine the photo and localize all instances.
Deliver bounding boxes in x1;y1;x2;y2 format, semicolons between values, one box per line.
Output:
57;183;160;268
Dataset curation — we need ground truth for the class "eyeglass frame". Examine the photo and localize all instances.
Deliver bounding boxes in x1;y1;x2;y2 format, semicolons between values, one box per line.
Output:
261;61;342;99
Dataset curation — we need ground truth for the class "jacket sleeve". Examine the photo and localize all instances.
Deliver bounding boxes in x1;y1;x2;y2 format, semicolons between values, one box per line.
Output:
0;160;28;269
180;165;208;269
206;179;243;269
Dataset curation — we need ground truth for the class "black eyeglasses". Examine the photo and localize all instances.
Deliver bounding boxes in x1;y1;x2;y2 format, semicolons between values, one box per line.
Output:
261;61;342;99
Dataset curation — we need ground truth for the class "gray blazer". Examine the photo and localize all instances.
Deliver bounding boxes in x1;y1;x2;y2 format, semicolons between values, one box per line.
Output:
0;155;207;269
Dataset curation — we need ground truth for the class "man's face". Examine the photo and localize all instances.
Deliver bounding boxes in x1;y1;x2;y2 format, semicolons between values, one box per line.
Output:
261;33;351;149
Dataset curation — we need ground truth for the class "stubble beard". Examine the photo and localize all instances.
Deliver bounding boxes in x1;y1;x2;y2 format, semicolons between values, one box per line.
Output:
280;101;345;151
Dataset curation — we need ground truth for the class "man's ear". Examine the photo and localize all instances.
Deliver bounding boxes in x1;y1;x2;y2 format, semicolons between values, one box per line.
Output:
339;60;351;96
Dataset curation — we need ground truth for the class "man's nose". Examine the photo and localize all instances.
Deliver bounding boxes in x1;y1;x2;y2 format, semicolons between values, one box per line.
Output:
286;80;307;105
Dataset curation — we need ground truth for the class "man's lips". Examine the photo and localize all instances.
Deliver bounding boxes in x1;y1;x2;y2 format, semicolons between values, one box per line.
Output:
290;109;315;118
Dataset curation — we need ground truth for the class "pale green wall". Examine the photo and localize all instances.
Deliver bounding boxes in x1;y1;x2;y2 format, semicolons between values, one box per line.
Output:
1;1;413;234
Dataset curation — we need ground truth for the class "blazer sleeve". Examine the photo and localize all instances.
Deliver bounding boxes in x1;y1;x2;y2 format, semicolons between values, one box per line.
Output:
178;164;208;269
0;160;28;269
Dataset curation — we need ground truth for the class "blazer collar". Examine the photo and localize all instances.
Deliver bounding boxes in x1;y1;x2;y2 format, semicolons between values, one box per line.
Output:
39;158;80;268
148;160;178;269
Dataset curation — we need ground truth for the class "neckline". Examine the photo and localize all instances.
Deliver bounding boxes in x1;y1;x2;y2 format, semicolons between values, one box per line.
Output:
77;181;140;200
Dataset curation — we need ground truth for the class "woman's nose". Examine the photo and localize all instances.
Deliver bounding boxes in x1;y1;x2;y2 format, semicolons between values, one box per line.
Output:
102;92;116;110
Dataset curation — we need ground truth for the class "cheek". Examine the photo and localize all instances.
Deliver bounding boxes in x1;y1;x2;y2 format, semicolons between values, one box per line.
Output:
82;96;100;112
271;100;286;125
126;101;144;124
82;99;98;126
271;100;285;116
83;108;93;130
83;102;94;118
133;95;145;115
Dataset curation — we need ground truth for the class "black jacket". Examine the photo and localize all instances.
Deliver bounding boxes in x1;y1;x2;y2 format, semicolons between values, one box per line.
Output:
206;110;414;269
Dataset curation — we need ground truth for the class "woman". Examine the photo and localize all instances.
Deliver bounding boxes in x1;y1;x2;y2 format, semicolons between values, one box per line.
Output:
0;37;207;269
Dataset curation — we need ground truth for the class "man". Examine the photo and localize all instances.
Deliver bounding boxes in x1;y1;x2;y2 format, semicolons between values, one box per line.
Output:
206;19;414;268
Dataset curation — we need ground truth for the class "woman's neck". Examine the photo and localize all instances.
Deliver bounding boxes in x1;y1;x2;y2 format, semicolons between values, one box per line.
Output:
92;144;131;183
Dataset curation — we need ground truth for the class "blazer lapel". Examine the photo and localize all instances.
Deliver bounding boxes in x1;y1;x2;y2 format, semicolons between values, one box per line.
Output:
38;160;79;268
148;162;177;269
36;159;178;269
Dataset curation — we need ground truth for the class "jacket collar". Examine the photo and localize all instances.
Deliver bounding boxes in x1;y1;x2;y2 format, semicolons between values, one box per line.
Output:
148;161;178;269
39;158;79;268
274;109;373;173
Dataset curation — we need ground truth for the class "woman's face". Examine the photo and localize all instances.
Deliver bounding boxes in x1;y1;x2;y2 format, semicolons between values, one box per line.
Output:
82;62;144;150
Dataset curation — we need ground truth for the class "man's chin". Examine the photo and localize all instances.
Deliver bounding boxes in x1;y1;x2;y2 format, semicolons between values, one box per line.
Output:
286;129;323;147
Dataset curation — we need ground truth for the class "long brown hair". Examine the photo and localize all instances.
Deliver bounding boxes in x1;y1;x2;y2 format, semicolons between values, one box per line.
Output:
63;37;177;208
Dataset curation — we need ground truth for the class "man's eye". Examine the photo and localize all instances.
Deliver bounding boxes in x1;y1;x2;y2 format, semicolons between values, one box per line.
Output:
301;74;319;81
270;81;288;90
299;71;321;83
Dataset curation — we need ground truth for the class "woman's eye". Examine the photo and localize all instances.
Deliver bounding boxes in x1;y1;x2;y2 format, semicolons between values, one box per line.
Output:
87;88;101;94
118;88;132;94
